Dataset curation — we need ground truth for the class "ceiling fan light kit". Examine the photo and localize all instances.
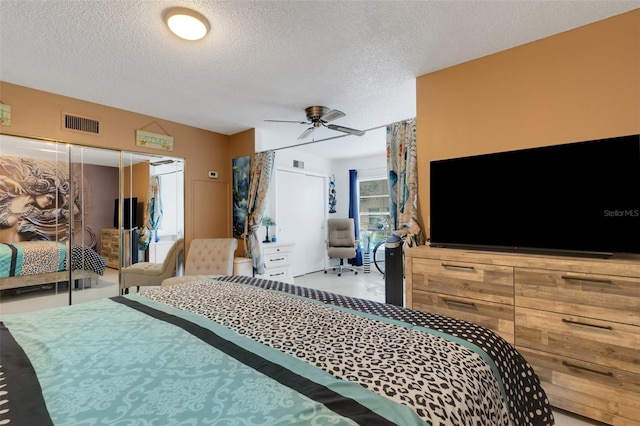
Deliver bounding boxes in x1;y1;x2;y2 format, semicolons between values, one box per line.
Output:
265;106;365;140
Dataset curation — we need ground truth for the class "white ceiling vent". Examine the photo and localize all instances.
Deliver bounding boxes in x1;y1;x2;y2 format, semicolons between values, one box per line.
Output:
63;113;100;134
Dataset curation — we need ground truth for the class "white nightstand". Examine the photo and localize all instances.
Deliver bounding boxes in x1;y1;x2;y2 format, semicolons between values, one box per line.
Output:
257;242;294;283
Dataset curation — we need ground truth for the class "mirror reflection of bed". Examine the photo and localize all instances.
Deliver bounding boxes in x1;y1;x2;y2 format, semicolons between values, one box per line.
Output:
0;135;184;311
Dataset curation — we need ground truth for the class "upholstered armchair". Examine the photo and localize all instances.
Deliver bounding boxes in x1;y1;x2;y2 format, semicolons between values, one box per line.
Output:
120;238;184;294
162;238;238;286
324;218;358;276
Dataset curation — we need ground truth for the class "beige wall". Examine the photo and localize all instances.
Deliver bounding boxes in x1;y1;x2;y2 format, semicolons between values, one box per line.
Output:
416;9;640;238
0;82;252;250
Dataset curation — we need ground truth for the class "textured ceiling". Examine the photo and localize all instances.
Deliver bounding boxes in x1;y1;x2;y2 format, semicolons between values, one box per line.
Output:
1;0;638;159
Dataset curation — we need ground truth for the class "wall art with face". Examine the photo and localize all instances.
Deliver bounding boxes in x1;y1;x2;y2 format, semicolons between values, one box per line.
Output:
0;156;85;244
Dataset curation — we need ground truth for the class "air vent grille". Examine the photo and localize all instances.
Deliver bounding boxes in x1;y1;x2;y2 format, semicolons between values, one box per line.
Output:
63;113;100;134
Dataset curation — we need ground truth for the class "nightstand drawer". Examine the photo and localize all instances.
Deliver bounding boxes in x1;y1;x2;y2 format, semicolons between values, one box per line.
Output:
260;266;291;282
411;258;514;304
413;290;514;344
264;251;290;269
515;268;640;326
263;244;292;256
516;307;640;373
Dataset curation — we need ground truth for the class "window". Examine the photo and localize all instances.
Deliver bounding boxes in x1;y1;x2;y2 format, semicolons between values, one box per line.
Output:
359;178;391;252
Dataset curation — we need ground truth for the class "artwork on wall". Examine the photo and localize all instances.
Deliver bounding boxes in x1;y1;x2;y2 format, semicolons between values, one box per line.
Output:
136;130;174;152
232;156;250;238
0;103;11;126
0;155;88;244
328;175;336;213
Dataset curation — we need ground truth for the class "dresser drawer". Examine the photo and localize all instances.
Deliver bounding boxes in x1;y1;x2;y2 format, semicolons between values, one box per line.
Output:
519;347;640;425
413;290;514;344
411;258;514;304
516;307;640;374
515;268;640;326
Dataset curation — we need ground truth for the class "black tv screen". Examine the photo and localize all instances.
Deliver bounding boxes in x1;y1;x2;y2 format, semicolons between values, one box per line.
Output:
430;134;640;257
114;197;139;229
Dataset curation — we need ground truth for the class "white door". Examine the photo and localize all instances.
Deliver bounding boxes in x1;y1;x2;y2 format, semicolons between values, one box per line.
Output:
276;169;327;277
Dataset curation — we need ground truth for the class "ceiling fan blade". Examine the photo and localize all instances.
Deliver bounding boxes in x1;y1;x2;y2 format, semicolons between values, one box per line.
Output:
264;119;310;124
326;124;365;136
298;127;314;139
320;109;345;123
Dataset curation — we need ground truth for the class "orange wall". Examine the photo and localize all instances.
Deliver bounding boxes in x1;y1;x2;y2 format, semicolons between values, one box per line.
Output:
124;163;150;201
416;9;640;238
0;82;250;249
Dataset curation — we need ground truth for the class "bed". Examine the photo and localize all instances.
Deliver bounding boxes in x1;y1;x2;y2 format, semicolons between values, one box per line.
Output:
0;241;106;292
0;275;555;425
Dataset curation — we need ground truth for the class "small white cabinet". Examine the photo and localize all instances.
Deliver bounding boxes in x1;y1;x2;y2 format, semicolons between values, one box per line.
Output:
257;242;294;284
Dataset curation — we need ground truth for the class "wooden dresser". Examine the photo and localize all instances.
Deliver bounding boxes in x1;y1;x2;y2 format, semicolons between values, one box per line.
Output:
100;228;131;269
405;246;640;425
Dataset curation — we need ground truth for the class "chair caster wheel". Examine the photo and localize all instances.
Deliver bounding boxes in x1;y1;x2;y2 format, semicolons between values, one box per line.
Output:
324;270;327;274
338;273;341;277
355;271;358;275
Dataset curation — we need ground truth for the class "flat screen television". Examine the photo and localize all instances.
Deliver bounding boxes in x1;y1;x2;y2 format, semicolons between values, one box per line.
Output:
429;134;640;257
113;197;139;229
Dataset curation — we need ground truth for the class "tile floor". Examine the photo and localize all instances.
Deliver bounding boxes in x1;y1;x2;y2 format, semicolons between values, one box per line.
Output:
0;267;607;425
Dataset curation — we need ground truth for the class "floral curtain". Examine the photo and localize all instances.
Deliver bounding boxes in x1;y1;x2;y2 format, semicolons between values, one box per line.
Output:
386;118;424;248
139;175;162;251
243;150;275;274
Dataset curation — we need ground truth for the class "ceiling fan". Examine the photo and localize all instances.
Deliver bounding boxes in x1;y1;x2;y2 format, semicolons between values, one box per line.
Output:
265;106;365;140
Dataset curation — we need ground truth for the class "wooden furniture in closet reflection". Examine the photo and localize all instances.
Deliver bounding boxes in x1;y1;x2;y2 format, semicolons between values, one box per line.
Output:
100;228;136;269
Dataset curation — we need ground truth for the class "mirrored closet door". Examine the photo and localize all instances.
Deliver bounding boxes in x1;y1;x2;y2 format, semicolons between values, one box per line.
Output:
0;135;184;313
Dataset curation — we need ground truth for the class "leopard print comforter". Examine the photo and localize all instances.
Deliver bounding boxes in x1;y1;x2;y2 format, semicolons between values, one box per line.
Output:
142;276;554;426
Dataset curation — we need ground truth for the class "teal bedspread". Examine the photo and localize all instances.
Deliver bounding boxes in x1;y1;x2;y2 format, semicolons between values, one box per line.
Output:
0;241;66;277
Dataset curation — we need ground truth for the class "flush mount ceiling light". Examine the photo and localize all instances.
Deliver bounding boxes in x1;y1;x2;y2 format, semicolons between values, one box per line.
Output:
163;7;210;41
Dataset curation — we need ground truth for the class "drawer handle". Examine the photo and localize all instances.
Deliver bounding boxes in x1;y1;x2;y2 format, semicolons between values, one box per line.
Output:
270;272;285;277
562;361;613;377
561;318;613;331
561;275;613;285
443;298;477;309
441;263;476;272
270;257;285;262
